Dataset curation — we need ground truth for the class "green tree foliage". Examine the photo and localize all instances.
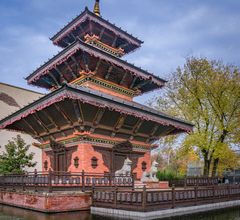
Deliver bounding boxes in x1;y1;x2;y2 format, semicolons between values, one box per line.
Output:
0;135;36;174
150;57;240;176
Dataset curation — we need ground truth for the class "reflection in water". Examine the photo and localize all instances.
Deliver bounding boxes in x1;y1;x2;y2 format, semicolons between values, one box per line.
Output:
0;205;97;220
1;205;240;220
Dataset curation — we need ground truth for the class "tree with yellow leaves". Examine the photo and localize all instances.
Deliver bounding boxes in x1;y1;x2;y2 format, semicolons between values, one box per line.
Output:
150;57;240;176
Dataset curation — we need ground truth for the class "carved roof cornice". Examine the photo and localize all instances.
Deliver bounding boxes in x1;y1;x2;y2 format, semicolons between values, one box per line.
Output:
42;134;151;153
0;84;193;133
26;40;166;88
71;75;139;98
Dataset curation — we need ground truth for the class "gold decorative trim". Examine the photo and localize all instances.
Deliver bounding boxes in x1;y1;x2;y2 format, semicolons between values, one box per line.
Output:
84;34;125;57
79;70;96;77
71;75;140;98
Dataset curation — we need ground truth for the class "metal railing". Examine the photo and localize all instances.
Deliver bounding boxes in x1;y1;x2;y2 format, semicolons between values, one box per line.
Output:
0;171;134;192
92;184;240;212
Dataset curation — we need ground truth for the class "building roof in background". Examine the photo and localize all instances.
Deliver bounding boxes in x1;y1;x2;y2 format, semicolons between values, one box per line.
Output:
0;82;43;120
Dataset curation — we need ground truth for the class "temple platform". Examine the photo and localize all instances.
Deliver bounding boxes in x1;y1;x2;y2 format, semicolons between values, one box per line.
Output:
0;190;91;213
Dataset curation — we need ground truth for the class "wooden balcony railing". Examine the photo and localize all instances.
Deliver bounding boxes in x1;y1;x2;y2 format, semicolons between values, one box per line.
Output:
0;171;134;192
169;177;220;187
92;184;240;212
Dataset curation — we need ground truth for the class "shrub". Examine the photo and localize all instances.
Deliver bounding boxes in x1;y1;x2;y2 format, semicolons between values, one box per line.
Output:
157;169;183;181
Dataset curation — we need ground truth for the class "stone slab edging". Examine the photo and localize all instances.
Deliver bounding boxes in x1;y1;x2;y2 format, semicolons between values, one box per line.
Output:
91;200;240;220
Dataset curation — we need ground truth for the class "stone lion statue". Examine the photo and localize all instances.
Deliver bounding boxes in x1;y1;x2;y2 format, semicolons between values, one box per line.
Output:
115;158;132;176
141;160;159;182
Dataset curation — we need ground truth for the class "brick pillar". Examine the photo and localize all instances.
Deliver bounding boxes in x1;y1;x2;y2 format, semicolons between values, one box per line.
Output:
42;150;51;172
133;151;151;179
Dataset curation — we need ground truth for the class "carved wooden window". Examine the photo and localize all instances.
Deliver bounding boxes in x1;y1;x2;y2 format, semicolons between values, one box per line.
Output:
142;161;147;171
44;160;48;171
91;157;98;169
74;156;79;168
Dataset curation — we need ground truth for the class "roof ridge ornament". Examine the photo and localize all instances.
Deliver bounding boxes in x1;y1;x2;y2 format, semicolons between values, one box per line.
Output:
94;0;101;16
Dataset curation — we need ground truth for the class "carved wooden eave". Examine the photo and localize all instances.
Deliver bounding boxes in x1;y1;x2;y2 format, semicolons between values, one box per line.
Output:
50;138;66;153
26;40;166;95
112;141;133;153
0;84;193;145
40;133;153;153
50;7;143;54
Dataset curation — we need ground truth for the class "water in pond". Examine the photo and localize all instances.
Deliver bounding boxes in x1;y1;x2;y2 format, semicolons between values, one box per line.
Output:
0;205;240;220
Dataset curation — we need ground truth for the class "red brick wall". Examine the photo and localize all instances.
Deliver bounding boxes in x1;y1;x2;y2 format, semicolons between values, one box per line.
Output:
0;191;91;212
42;144;151;179
68;143;109;173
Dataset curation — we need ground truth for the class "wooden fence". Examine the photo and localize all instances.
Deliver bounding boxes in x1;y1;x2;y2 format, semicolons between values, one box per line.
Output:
92;184;240;212
169;177;220;187
0;171;134;192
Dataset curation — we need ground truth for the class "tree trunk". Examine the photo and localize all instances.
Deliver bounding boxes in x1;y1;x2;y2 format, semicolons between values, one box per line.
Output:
203;159;211;176
211;130;227;177
212;158;219;177
202;150;211;176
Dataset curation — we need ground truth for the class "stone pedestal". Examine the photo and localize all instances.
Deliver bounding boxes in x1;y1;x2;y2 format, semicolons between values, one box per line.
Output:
145;181;169;189
134;181;169;189
134;181;146;189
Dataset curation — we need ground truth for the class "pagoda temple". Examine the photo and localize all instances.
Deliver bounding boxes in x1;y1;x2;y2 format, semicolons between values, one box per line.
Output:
0;1;193;179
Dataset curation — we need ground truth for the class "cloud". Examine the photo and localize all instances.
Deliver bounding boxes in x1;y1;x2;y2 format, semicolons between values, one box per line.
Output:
0;0;240;100
0;25;59;92
125;1;240;82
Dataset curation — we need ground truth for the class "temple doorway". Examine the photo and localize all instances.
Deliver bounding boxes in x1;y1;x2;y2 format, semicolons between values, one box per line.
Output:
50;139;67;172
55;153;67;172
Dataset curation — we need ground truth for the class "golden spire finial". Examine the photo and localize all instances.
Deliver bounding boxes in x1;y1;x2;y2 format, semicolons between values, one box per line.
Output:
94;0;101;16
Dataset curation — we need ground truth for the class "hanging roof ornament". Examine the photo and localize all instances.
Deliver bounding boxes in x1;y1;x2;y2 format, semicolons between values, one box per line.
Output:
94;0;101;16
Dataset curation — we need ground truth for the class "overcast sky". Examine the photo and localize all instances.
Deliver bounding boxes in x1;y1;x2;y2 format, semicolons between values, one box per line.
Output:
0;0;240;103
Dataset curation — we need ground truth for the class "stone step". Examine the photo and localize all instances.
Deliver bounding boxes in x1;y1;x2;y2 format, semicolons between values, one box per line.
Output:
134;181;146;189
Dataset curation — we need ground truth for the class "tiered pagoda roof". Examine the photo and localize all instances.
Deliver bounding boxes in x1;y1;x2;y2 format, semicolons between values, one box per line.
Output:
26;40;166;98
26;1;166;100
0;1;193;150
50;7;143;54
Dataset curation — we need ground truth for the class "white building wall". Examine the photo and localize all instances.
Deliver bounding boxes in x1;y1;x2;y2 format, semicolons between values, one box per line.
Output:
0;83;44;172
0;130;42;171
